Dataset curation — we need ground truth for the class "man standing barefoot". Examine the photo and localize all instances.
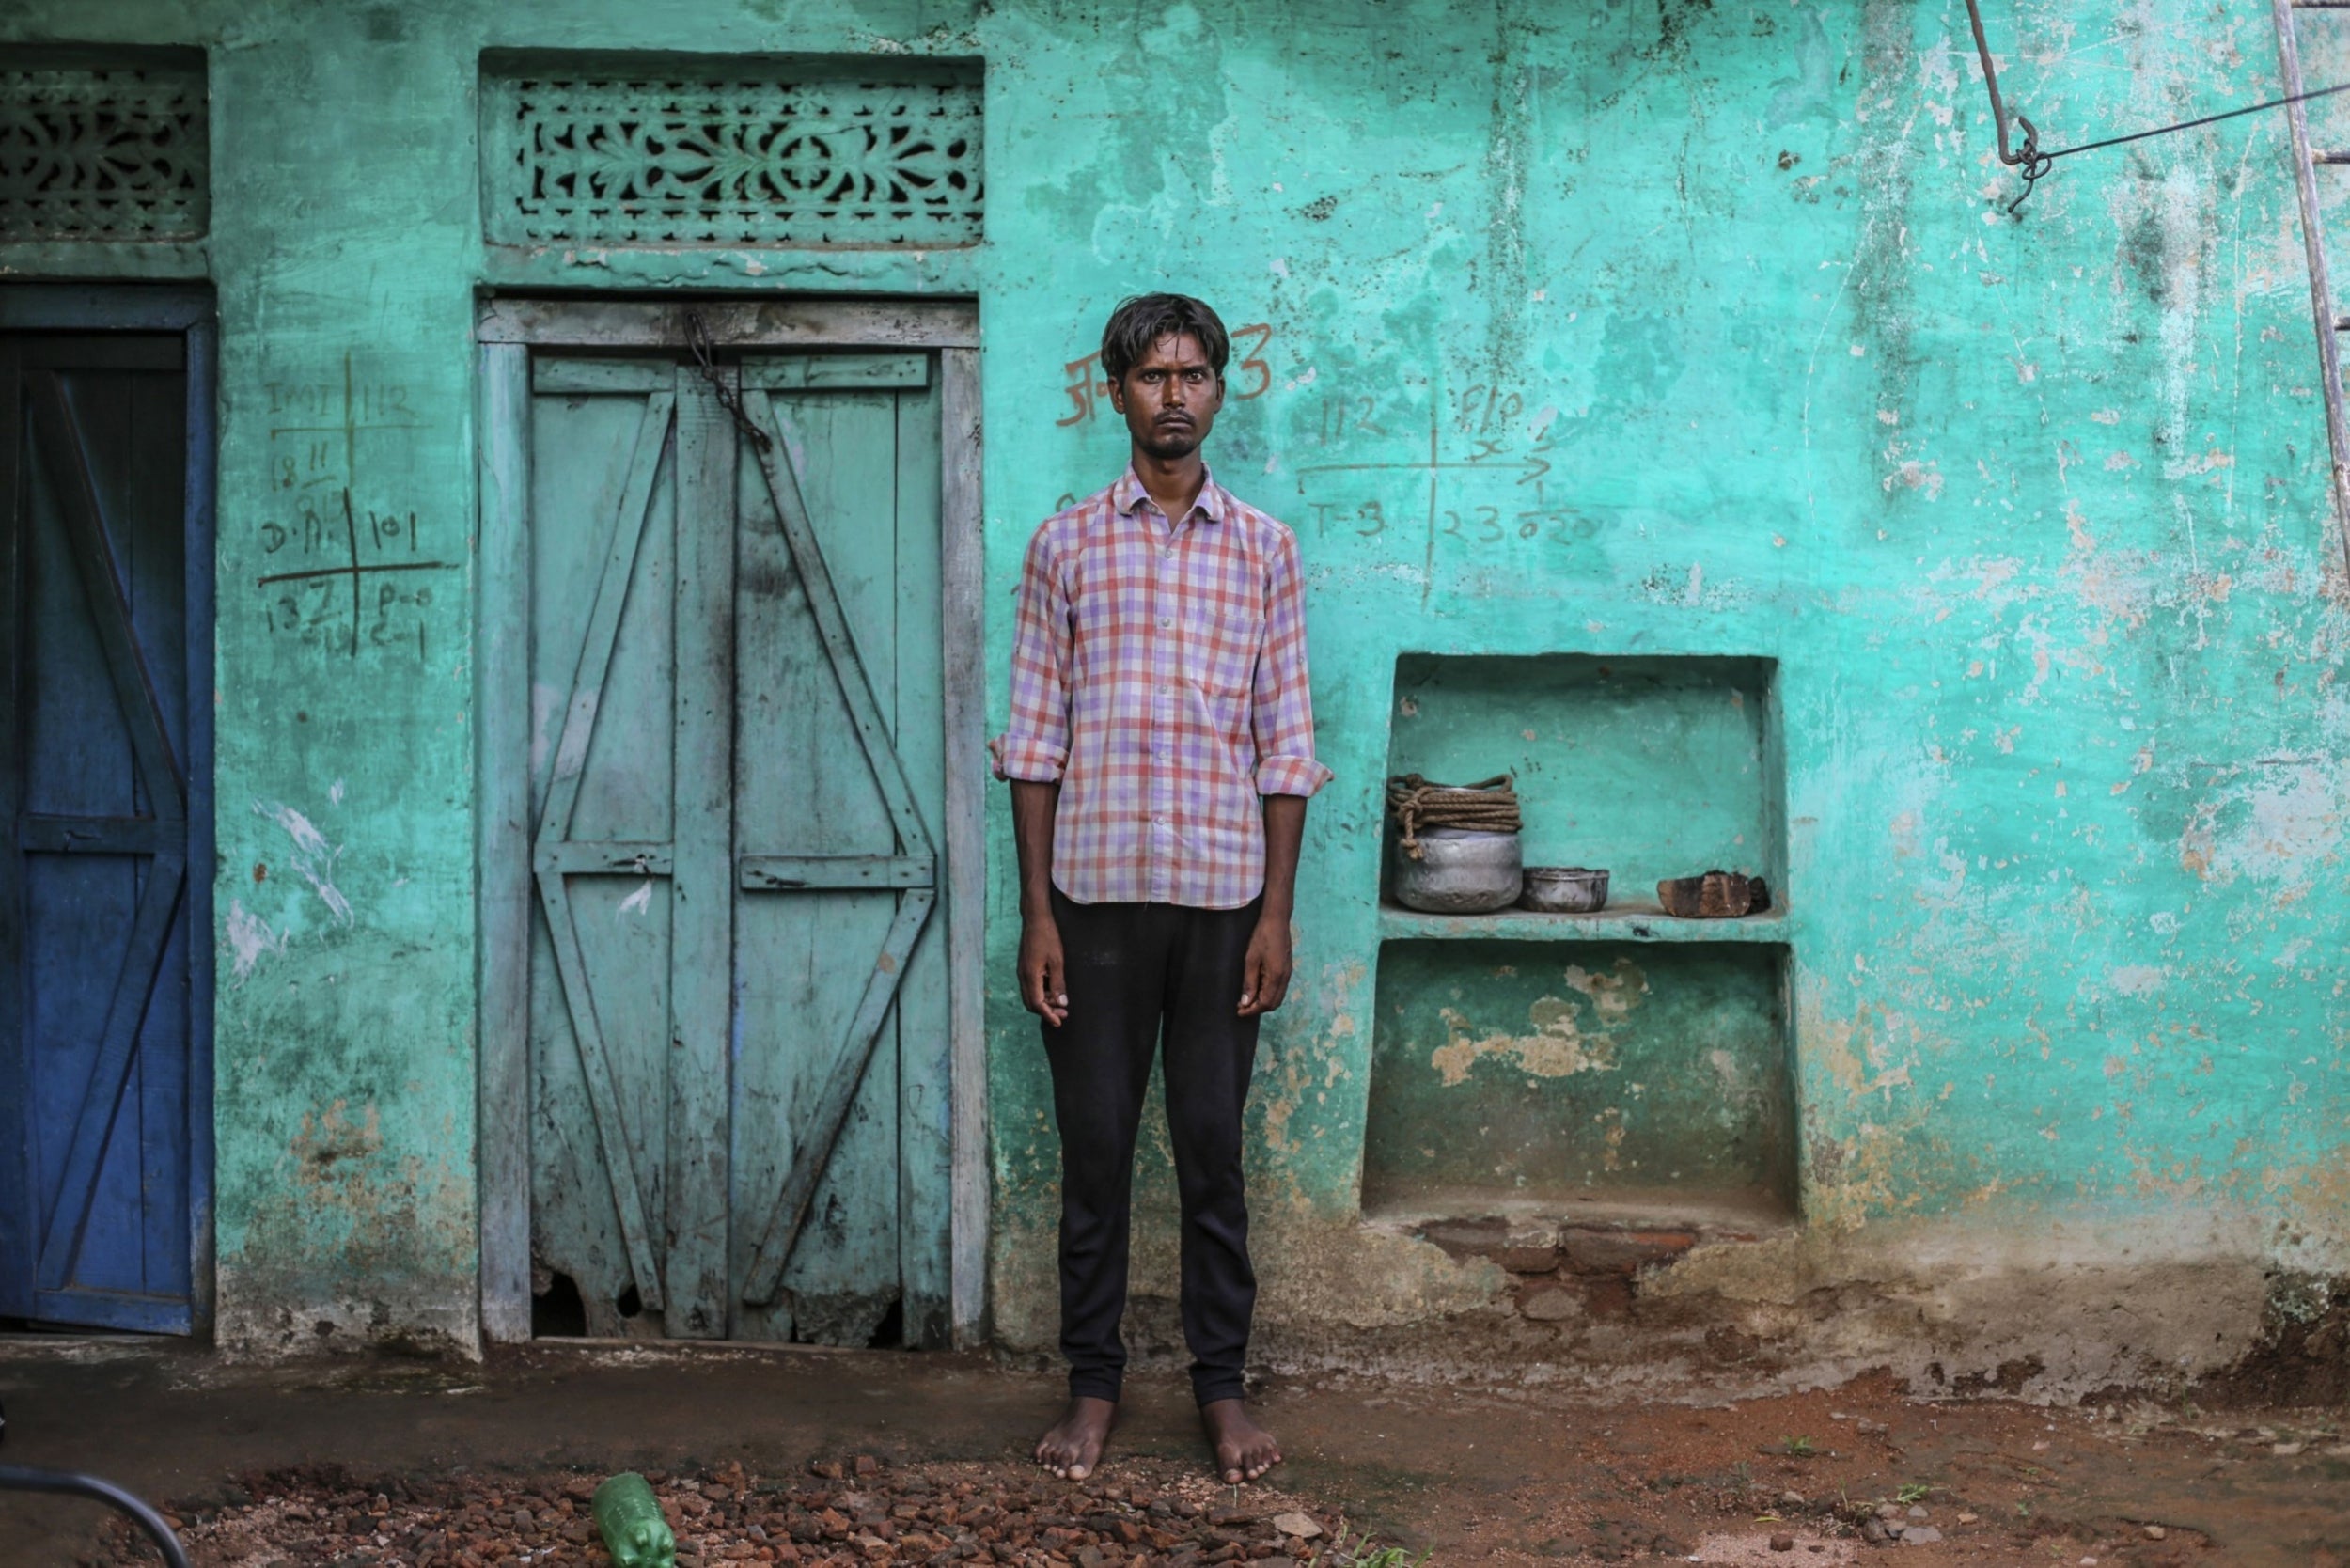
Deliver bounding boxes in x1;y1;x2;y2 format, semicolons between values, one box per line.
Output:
992;294;1330;1485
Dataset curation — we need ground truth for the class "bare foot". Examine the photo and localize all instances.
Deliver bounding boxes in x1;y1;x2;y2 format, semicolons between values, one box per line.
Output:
1036;1395;1118;1481
1200;1398;1281;1483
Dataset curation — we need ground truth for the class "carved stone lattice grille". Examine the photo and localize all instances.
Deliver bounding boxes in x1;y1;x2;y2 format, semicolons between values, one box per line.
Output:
0;57;209;241
487;71;983;248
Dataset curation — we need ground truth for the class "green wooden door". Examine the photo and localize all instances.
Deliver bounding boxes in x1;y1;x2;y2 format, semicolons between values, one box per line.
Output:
521;349;948;1345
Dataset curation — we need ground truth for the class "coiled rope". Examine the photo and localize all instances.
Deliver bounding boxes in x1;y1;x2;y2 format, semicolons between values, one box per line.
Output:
1386;774;1521;859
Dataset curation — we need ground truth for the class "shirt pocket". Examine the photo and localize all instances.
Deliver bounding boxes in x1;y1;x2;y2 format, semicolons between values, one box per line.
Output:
1187;604;1264;698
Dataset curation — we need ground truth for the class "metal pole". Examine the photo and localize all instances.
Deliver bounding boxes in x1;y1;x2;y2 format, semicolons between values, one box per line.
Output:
2273;0;2350;573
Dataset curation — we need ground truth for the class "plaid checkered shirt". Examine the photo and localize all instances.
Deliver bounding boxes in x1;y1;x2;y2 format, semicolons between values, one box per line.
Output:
991;466;1333;909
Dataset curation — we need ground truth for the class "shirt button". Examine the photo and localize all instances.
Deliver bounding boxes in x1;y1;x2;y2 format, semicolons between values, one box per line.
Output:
1158;616;1173;628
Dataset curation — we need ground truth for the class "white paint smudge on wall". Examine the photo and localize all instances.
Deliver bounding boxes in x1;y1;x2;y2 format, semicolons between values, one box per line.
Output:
254;799;353;925
618;879;653;916
225;899;288;982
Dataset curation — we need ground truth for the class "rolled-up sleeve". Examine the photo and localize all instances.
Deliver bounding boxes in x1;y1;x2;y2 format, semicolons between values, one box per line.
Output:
1251;526;1334;798
990;524;1073;782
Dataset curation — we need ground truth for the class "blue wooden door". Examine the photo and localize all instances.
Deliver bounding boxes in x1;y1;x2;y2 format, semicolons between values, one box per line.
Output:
0;327;209;1333
520;344;948;1346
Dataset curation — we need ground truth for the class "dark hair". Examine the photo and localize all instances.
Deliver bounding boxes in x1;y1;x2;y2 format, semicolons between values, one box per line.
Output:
1099;293;1230;383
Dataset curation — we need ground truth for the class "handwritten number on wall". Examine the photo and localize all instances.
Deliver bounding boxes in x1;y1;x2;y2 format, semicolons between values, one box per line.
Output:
1058;322;1277;427
253;353;452;662
1229;323;1274;400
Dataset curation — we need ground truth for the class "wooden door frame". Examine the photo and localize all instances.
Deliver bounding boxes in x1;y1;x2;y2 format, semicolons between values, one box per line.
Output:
0;283;218;1335
472;296;987;1347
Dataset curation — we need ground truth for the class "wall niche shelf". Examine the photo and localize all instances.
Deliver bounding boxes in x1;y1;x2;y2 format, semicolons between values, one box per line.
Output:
1360;938;1799;1224
1376;900;1788;945
1384;651;1786;902
1363;653;1796;1224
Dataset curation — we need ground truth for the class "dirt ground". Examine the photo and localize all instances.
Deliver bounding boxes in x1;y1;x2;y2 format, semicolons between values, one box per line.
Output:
2;1339;2345;1568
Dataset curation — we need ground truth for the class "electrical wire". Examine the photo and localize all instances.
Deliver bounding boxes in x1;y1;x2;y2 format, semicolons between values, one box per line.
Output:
1965;0;2350;213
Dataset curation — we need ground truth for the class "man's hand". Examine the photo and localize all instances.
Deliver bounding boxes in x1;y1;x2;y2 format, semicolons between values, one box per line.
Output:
1010;779;1067;1027
1237;914;1292;1017
1021;912;1070;1027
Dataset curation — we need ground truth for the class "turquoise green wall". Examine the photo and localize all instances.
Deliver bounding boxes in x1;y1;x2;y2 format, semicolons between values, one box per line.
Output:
8;0;2347;1380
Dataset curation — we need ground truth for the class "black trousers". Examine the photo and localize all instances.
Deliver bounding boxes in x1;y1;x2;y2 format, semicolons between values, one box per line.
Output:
1042;888;1264;1406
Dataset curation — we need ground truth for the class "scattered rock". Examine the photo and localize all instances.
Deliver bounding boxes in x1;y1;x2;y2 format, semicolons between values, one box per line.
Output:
1901;1526;1942;1544
1955;1512;1978;1525
1861;1519;1889;1544
95;1457;1342;1568
2272;1442;2306;1456
1874;1502;1903;1520
2142;1525;2167;1541
1769;1532;1795;1551
1778;1489;1805;1507
1905;1505;1928;1521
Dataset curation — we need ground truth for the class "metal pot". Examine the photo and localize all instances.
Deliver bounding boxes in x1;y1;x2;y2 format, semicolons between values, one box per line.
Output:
1520;865;1610;913
1390;828;1523;914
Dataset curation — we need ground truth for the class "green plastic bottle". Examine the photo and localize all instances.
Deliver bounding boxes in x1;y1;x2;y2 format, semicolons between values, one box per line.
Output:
591;1472;677;1568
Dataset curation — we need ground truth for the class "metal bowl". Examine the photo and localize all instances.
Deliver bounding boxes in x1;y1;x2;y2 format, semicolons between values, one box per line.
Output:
1390;828;1523;914
1520;865;1609;914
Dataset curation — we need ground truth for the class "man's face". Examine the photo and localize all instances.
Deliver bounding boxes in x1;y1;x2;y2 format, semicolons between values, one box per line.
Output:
1107;331;1224;461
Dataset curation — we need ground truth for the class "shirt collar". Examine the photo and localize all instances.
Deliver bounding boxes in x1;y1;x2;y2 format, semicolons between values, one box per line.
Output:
1113;464;1227;525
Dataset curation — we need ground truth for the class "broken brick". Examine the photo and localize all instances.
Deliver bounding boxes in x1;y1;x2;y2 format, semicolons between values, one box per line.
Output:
1561;1229;1697;1277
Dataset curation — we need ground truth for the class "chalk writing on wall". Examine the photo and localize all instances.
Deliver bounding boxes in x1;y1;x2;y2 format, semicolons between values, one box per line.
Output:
255;352;454;660
1057;321;1277;428
1297;380;1595;599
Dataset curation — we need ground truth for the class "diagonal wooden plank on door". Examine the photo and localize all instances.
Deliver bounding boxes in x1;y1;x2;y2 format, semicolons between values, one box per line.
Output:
25;373;184;823
530;866;665;1310
531;388;676;1315
743;886;934;1306
35;854;185;1286
742;389;935;862
537;391;674;840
